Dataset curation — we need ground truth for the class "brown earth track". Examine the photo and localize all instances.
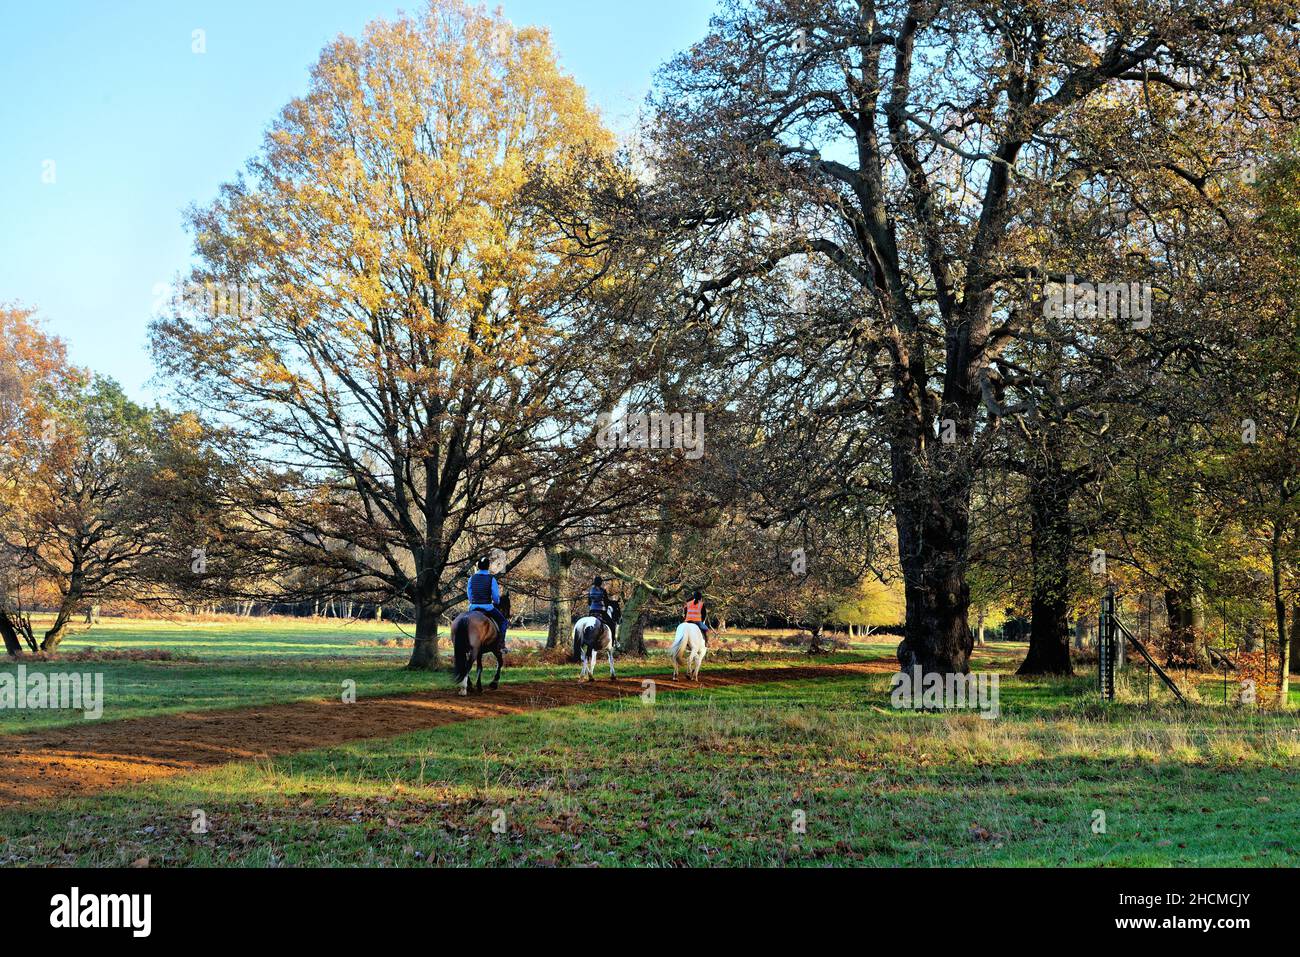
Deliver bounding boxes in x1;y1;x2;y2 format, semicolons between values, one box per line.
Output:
0;661;892;807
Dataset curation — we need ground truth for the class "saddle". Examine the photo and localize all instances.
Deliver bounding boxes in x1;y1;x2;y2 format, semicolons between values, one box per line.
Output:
471;608;505;647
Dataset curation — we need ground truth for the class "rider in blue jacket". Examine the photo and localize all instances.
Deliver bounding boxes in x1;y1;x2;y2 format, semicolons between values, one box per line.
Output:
467;556;508;653
587;576;614;635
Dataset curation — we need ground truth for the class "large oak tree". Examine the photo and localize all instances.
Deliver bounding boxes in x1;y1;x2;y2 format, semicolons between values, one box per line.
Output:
153;0;619;667
651;0;1300;674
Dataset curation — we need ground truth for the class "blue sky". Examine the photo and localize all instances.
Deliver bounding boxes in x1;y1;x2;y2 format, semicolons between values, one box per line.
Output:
0;1;716;400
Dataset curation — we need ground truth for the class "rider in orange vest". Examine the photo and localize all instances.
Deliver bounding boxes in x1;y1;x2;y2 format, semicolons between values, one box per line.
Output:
683;589;710;643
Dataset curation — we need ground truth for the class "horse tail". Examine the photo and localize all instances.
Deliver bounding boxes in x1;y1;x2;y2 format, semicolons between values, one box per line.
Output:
452;616;472;683
668;626;686;661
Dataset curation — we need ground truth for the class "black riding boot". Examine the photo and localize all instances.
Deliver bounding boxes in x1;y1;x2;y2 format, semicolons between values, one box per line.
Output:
491;610;509;654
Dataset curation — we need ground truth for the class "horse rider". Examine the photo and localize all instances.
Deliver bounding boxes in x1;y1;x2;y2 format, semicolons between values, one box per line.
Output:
587;575;616;636
684;589;711;644
467;556;508;654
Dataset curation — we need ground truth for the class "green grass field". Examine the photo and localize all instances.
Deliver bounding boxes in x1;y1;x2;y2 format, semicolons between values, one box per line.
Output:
49;613;449;659
0;617;1297;866
1;615;536;734
0;616;868;734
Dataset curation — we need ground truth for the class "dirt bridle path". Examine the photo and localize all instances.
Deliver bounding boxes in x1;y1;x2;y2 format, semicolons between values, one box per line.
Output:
0;661;893;806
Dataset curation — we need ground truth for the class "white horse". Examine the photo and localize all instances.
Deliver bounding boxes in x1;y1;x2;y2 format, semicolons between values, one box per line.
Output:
668;622;707;681
573;600;621;682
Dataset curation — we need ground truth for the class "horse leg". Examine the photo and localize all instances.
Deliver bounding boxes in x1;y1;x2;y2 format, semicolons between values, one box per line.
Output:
475;651;484;693
588;648;597;682
488;649;502;690
607;643;616;680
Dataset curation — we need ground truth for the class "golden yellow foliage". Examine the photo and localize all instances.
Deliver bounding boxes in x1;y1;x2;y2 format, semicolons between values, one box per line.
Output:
198;0;613;403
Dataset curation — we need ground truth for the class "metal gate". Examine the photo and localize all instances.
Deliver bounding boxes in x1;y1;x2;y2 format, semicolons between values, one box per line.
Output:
1098;587;1186;705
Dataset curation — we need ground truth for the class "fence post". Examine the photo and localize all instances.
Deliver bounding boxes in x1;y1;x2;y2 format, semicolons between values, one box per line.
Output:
1099;589;1117;702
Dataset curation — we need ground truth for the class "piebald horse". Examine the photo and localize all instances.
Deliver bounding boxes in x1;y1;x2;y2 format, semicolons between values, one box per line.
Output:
572;600;621;682
668;622;707;681
451;592;511;697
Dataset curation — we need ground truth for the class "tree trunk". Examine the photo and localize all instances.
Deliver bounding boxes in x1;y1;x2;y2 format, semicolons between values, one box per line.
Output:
975;608;986;647
890;409;976;675
617;590;650;656
894;500;974;675
406;589;441;670
1019;455;1073;676
0;610;27;656
544;544;568;650
1289;603;1298;676
41;600;77;652
0;580;17;656
616;506;674;656
1244;618;1260;652
1270;531;1289;706
808;623;826;655
628;608;648;656
42;557;85;652
1163;586;1200;668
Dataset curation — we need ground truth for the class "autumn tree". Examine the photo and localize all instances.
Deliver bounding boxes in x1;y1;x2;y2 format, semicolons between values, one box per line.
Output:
0;305;85;654
152;0;623;667
1162;149;1300;703
1071;125;1300;687
1248;154;1300;701
650;0;1300;675
0;376;177;649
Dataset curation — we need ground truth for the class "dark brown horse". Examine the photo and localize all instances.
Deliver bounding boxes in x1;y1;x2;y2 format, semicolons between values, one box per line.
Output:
451;592;510;696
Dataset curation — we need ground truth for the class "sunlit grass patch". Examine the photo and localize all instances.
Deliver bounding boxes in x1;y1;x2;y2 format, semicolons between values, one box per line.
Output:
2;665;1295;867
